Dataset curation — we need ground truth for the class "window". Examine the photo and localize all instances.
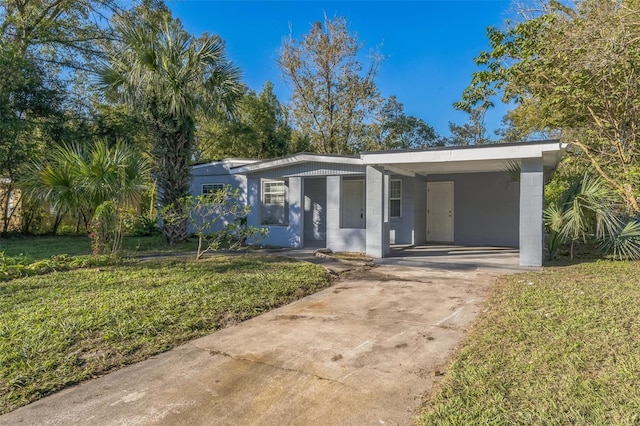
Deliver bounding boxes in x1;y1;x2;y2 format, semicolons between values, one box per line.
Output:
390;179;402;218
202;183;224;195
262;180;288;225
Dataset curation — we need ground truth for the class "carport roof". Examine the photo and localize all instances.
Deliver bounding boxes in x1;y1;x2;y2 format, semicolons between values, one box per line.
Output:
361;139;565;176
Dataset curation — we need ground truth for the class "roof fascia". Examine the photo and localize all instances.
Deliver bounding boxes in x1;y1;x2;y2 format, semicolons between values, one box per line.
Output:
361;141;564;165
232;153;363;174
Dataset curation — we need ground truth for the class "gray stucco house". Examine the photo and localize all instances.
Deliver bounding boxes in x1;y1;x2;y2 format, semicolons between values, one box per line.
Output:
190;140;565;267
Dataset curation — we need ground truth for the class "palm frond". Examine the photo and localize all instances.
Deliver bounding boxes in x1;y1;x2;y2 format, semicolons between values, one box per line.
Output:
503;161;521;182
600;219;640;261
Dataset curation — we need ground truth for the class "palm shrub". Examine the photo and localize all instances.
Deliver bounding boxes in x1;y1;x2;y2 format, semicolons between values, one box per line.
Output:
600;219;640;261
23;141;150;254
544;173;640;260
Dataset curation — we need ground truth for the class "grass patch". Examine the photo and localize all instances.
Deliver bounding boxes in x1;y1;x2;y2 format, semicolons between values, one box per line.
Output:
331;252;373;262
417;261;640;425
0;252;119;282
0;235;199;260
0;255;331;414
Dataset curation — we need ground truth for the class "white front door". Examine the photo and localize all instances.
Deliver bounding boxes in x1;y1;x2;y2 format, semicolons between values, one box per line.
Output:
427;181;454;242
341;179;365;228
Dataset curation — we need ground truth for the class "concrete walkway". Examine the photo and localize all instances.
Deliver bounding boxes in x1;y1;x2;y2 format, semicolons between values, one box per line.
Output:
1;262;503;426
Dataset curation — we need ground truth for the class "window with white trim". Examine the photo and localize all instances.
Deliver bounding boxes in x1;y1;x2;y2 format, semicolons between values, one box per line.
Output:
261;180;288;225
390;179;402;218
202;183;224;195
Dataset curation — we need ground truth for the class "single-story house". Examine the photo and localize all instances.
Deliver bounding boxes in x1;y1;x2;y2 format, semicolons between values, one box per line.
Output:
190;140;565;267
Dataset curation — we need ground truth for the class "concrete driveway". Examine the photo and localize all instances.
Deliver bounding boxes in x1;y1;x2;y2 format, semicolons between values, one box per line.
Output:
1;263;501;426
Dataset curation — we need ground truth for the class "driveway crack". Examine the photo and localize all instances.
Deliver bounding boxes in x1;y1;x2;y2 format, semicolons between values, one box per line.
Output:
208;349;357;390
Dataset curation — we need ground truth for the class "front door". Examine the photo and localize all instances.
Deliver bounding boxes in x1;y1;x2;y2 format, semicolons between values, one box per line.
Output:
427;181;454;242
341;179;365;228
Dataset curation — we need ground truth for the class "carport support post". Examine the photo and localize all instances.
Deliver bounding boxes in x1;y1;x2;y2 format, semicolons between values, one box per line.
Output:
519;158;544;267
366;166;390;258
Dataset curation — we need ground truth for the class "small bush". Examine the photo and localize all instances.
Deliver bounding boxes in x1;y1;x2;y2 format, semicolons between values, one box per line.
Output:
128;215;160;236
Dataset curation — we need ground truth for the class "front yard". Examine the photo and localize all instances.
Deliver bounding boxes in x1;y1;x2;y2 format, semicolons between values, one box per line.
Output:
417;261;640;425
0;253;331;414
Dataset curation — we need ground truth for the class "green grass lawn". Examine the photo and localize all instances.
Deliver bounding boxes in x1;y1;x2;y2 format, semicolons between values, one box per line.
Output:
0;255;331;415
0;234;199;260
417;261;640;425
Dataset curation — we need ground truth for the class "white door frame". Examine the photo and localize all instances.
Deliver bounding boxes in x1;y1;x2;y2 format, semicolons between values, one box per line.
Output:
426;181;454;243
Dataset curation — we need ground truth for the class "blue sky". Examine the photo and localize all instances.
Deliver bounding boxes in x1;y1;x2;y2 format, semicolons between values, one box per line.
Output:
168;1;513;138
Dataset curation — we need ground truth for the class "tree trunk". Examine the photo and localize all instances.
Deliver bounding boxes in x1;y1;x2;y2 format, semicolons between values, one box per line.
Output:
155;117;194;242
51;212;63;235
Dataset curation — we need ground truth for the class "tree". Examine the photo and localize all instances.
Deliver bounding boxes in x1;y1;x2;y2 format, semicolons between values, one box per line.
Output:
446;107;491;146
278;15;381;154
1;0;133;234
98;6;242;242
360;96;441;151
458;0;640;213
1;0;120;65
160;188;267;260
198;82;292;159
0;46;61;233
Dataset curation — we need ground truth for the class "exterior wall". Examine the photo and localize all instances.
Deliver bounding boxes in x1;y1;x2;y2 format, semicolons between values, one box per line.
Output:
187;170;247;235
246;177;304;248
389;175;416;245
190;174;247;199
303;177;326;242
413;178;427;245
326;176;366;252
427;172;520;247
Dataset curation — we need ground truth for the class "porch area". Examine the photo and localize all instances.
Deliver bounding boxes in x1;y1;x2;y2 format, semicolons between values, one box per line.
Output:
377;244;529;272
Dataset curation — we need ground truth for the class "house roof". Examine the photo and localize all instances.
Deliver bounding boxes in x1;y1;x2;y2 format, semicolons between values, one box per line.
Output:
191;158;260;170
194;140;565;177
231;153;362;174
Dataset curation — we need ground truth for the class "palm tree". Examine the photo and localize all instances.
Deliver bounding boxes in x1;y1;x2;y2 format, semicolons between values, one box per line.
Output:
97;7;242;242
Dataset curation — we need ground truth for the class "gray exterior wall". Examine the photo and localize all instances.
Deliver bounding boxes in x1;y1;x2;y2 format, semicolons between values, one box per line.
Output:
427;172;519;247
304;177;326;242
414;178;427;245
389;175;416;245
188;166;247;235
246;177;304;248
326;176;366;252
243;161;366;250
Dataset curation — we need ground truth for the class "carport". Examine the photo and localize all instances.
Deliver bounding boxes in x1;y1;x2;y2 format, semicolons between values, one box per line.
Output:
360;140;565;267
